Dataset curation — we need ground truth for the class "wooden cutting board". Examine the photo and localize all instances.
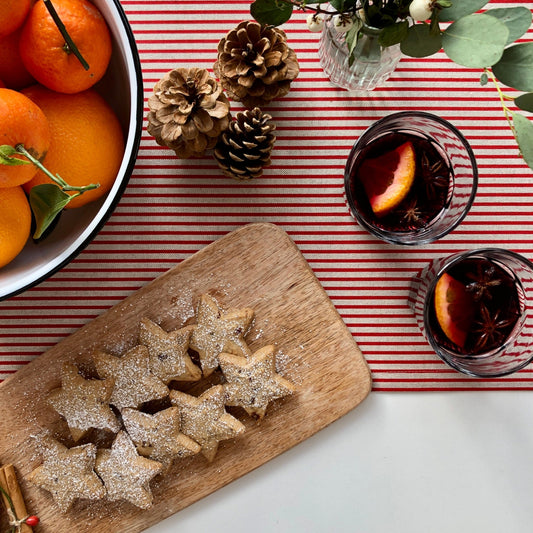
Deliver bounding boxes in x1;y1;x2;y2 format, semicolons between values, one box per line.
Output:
0;222;372;532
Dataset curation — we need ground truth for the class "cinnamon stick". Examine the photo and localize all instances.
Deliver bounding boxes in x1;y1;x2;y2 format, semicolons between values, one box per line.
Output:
0;464;33;533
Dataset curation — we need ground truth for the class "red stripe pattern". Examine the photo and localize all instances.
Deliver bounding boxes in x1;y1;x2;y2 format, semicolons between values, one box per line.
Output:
1;0;532;391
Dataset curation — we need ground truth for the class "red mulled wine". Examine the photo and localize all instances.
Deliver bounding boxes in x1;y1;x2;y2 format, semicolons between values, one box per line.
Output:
428;257;521;355
348;132;452;232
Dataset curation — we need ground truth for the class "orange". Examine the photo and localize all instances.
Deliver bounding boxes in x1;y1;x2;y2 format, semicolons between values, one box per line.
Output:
0;88;51;188
0;186;31;268
0;27;36;89
22;85;124;208
0;0;32;39
19;0;112;94
358;141;416;217
434;272;475;348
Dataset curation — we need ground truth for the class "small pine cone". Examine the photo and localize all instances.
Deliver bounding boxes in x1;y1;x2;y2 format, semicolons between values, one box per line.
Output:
213;20;299;108
214;107;276;180
147;68;231;158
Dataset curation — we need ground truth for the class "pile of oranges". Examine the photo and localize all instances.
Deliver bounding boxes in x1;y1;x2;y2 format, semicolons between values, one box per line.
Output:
0;0;125;269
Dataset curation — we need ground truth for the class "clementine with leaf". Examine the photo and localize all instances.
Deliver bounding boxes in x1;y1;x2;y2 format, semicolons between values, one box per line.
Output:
22;85;124;208
0;88;50;188
20;0;112;94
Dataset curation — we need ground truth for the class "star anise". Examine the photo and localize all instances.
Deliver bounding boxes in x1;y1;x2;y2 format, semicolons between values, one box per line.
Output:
401;198;424;228
471;304;519;353
421;152;449;200
464;260;505;302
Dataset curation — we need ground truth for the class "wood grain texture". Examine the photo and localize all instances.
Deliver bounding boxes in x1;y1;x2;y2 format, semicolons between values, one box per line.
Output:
0;223;372;532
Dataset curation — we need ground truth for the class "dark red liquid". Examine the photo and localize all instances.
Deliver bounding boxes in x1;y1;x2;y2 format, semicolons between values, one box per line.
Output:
349;132;452;232
428;257;521;355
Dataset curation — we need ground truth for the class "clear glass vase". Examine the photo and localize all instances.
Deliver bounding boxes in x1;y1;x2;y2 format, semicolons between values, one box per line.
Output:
318;18;402;91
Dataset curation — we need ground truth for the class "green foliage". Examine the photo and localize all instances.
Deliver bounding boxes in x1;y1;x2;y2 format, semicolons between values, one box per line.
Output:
438;0;489;22
248;0;533;171
492;42;533;92
379;20;409;47
513;113;533;171
401;23;442;58
515;93;533;113
442;14;508;68
29;184;72;239
484;7;532;45
250;0;293;26
0;145;31;166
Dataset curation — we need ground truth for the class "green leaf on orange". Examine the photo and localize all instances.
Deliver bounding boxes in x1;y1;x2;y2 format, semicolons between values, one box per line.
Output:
0;145;31;166
29;183;72;239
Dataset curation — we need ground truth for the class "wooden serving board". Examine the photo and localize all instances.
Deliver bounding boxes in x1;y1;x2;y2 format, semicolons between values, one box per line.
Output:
0;223;372;532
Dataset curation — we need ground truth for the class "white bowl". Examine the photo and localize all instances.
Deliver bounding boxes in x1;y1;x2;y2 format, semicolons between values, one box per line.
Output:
0;0;143;301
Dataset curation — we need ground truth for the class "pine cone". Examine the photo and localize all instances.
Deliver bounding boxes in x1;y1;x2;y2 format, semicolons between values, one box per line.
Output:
214;107;276;180
213;21;299;108
147;68;231;158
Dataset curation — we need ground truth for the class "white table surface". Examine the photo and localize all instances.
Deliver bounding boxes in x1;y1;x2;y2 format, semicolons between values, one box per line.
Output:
146;391;533;533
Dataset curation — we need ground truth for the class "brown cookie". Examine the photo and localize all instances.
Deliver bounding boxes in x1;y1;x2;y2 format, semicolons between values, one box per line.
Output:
28;435;105;513
95;431;162;510
47;362;121;441
139;318;201;383
169;385;245;462
219;345;296;418
121;407;201;470
93;345;169;410
189;293;254;376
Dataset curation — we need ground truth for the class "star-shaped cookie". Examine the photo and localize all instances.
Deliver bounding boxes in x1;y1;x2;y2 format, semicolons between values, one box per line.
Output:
219;345;296;418
93;346;169;410
139;318;201;383
189;293;254;376
122;407;201;470
170;385;245;462
47;362;121;441
95;431;162;509
28;435;105;513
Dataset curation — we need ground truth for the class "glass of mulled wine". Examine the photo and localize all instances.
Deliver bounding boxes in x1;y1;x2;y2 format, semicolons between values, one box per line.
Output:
344;111;478;245
409;249;533;377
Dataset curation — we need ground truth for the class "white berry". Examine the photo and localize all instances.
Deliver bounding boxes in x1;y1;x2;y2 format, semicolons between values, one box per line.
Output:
409;0;433;21
332;14;354;34
306;13;325;33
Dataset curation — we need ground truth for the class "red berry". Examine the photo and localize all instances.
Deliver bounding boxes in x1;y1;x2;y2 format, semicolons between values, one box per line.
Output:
25;515;39;527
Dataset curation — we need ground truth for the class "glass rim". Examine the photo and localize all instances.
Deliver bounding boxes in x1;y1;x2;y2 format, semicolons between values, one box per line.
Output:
343;111;479;245
422;247;533;363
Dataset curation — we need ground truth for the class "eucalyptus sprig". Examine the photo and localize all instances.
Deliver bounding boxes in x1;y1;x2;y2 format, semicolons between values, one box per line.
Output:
250;0;533;170
0;144;99;239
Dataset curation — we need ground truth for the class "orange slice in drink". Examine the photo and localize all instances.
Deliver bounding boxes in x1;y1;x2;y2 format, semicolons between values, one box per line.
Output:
357;141;416;217
434;272;475;348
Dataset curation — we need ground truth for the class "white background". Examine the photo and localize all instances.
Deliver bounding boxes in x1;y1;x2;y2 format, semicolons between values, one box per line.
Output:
147;391;533;533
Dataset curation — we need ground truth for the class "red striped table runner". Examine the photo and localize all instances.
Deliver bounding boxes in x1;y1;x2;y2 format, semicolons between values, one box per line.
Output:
1;0;532;391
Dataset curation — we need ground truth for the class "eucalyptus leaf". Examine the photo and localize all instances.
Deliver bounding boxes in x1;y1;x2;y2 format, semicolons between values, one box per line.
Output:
0;145;30;166
480;71;488;86
442;14;508;68
515;93;533;113
329;0;344;11
379;20;409;47
513;112;533;171
492;43;533;92
438;0;489;22
250;0;292;26
484;7;532;45
401;23;442;58
345;21;361;57
29;183;72;239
